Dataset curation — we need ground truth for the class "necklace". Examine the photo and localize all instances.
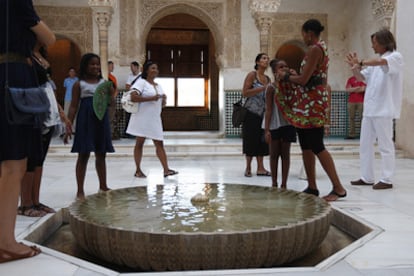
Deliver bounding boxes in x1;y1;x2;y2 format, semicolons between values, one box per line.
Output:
257;72;267;85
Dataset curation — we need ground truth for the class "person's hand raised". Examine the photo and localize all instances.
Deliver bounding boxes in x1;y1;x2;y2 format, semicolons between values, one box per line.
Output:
345;52;359;67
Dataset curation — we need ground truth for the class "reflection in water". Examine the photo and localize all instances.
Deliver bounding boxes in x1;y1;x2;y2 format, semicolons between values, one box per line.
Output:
76;184;328;233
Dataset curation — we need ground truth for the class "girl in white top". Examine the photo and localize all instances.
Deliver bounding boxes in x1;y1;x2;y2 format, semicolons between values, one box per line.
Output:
126;61;178;178
264;59;297;188
65;53;115;200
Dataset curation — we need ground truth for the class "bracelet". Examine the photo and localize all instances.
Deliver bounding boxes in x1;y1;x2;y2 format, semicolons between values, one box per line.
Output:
283;72;291;82
359;60;364;67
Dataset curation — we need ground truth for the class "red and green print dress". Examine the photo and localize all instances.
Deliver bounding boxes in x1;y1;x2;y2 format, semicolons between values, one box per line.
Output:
275;40;329;129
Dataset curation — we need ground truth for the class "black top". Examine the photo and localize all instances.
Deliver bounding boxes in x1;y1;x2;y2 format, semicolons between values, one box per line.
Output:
33;57;51;85
0;0;40;57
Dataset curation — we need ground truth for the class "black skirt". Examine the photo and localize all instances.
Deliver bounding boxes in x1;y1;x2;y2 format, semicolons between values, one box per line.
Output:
71;97;114;154
242;110;269;156
0;63;43;162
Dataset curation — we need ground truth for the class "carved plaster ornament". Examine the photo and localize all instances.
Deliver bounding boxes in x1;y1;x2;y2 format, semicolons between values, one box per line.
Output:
248;0;281;53
371;0;396;29
248;0;281;13
89;0;115;79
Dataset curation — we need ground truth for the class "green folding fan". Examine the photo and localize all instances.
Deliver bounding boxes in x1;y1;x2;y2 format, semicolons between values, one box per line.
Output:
93;81;113;120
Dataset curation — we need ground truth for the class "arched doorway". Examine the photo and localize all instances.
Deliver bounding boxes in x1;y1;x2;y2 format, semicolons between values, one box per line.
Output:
47;37;81;105
146;13;219;131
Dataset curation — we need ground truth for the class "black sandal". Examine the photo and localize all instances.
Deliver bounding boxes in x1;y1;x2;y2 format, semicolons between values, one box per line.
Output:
302;187;320;196
323;190;347;202
164;169;178;177
134;171;147;178
34;203;56;213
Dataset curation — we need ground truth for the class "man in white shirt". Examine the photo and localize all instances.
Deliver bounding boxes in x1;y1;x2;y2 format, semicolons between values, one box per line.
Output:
123;61;141;138
125;61;141;90
346;28;404;190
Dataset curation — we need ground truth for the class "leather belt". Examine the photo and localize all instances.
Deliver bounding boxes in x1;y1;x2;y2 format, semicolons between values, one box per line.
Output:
0;53;29;64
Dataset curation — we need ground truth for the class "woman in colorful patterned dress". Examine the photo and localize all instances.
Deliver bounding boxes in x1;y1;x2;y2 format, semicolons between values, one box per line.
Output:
275;19;347;201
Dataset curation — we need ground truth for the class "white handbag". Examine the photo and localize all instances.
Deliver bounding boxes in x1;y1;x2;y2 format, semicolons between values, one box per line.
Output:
43;81;61;127
121;89;139;113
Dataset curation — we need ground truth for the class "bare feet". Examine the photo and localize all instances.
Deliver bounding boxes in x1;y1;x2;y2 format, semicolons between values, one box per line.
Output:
98;188;111;193
76;192;85;201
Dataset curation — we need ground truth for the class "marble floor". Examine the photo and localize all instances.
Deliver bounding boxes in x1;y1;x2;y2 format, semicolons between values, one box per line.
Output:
1;136;414;275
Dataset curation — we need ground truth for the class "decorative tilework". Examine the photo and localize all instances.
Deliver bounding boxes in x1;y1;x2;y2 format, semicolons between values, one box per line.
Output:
225;90;350;138
225;90;243;137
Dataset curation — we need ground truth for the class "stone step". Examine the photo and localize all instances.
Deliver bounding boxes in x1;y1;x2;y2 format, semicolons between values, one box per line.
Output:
47;137;403;159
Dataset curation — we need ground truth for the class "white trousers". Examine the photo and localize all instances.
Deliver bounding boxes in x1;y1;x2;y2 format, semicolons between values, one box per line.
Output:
359;116;395;184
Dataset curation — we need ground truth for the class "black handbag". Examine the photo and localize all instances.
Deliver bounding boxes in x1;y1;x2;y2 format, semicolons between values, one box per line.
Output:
4;85;50;127
232;97;248;128
3;0;50;127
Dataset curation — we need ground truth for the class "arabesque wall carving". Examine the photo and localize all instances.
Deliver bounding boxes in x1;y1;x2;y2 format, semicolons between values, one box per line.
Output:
371;0;396;28
119;0;241;68
35;6;93;54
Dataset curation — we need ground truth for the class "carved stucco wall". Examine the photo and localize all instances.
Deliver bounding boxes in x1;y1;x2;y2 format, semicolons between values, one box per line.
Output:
119;0;241;69
35;6;93;54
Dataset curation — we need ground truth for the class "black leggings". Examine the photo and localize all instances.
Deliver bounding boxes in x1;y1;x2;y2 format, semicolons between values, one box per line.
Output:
27;126;55;172
296;127;325;155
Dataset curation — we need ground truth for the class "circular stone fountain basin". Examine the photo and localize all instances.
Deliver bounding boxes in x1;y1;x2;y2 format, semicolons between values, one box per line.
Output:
68;184;332;271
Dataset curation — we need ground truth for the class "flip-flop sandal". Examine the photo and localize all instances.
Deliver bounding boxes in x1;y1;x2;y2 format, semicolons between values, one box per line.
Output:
17;206;46;217
244;171;252;177
302;187;320;196
34;203;56;213
323;190;347;202
257;171;271;176
0;246;40;263
164;169;178;177
134;171;147;178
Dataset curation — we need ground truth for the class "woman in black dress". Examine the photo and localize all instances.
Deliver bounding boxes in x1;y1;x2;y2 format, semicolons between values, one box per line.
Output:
0;0;55;262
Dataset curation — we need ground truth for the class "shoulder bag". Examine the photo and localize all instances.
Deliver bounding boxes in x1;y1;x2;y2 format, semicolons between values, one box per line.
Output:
232;96;248;128
121;89;139;113
3;0;50;127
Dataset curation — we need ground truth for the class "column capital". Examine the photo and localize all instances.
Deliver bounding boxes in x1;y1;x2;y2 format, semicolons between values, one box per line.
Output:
255;15;274;34
371;0;396;29
89;0;114;29
248;0;280;53
88;0;115;8
88;0;115;80
249;0;281;14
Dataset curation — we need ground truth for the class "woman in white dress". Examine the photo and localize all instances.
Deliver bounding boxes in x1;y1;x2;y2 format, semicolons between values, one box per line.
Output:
126;60;178;178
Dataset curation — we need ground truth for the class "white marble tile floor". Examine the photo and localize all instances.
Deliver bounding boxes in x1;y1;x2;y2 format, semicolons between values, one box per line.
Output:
1;137;414;275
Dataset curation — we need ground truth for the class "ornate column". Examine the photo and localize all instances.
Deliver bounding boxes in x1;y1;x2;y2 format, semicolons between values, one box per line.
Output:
88;0;114;79
371;0;396;29
249;0;281;53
